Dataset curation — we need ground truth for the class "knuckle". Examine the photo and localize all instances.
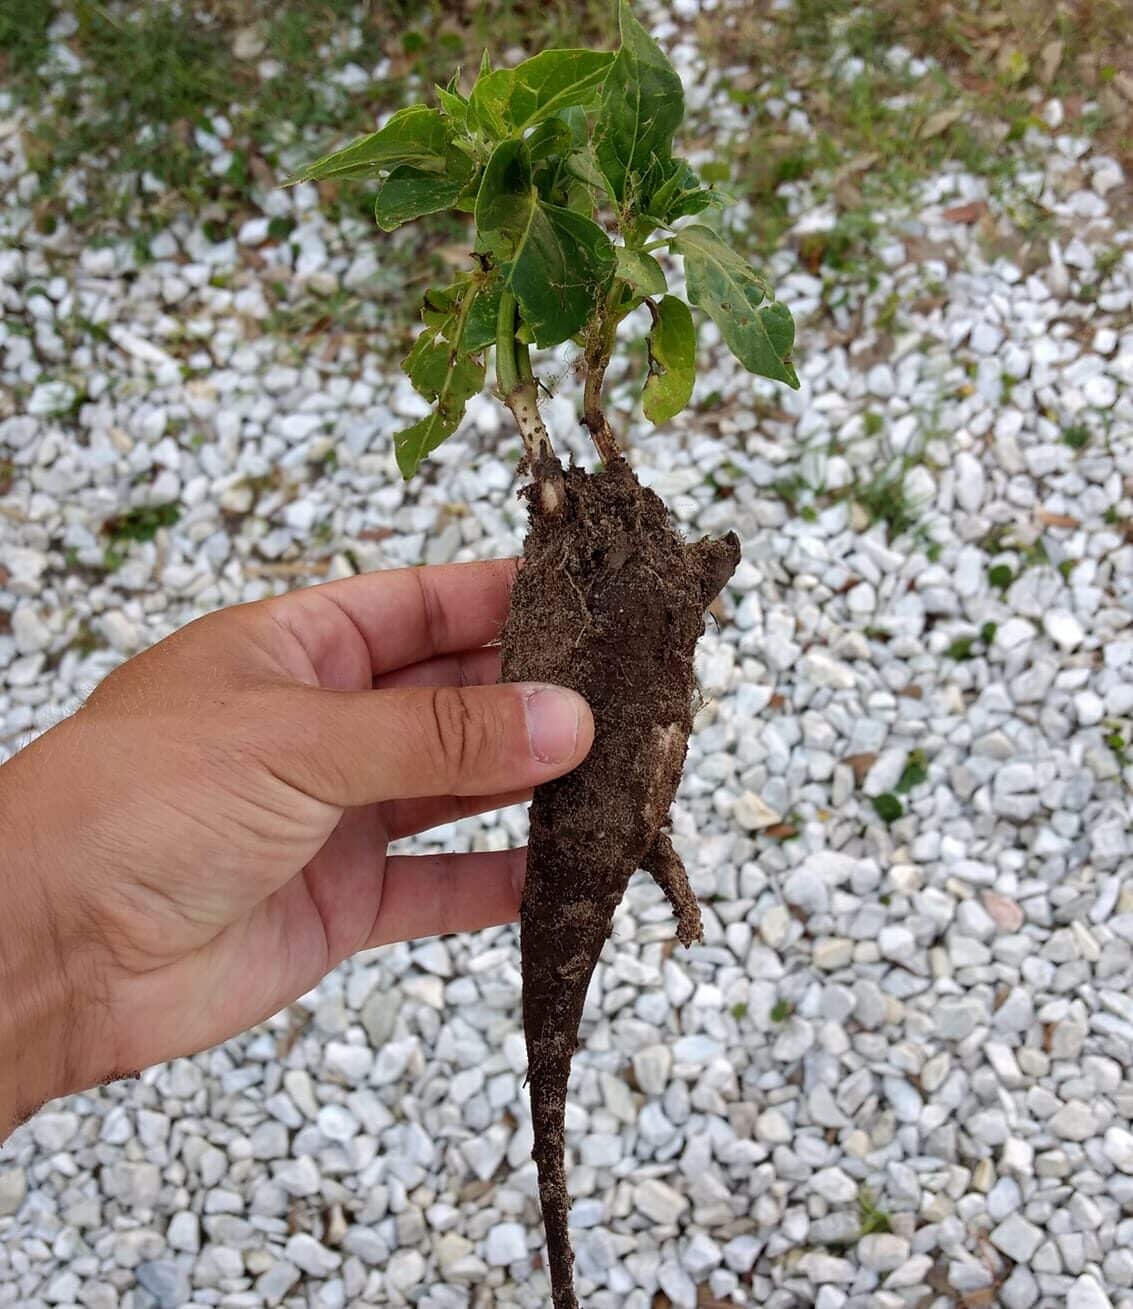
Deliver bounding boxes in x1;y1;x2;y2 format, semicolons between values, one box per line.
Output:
425;686;489;782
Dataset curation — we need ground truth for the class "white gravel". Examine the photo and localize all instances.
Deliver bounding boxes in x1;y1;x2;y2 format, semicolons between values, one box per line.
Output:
3;1;1133;1307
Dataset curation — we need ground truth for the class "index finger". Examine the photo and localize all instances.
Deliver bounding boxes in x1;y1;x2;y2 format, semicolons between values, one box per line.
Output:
271;557;518;679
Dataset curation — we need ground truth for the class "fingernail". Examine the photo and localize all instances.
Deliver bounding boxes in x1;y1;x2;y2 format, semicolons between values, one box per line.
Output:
524;687;582;765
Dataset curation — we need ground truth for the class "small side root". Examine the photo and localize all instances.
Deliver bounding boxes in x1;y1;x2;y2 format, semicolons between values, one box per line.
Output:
686;530;742;609
642;832;702;947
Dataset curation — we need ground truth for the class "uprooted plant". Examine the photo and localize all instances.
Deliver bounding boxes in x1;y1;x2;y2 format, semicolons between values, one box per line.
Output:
294;3;798;1303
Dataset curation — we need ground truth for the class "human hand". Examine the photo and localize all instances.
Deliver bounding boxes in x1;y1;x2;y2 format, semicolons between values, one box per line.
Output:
0;559;593;1135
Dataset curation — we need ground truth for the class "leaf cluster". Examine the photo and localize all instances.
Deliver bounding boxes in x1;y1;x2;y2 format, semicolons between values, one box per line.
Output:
292;0;799;477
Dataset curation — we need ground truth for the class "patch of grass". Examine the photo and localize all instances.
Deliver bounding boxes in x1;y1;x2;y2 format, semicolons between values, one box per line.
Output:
946;635;976;660
872;792;903;824
72;621;107;657
772;471;815;514
1106;729;1130;769
851;465;922;539
103;501;181;545
1063;424;1091;450
857;1186;893;1237
980;620;998;646
770;998;793;1024
895;749;928;794
988;563;1013;590
0;0;52;81
730;1002;749;1020
701;0;1132;282
7;0;615;236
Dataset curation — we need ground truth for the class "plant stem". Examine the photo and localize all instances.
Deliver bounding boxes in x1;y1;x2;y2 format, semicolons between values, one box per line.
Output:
495;288;522;397
581;290;622;467
496;289;563;514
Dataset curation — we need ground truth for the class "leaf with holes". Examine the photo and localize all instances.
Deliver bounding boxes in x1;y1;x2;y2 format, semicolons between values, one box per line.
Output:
673;224;799;387
476;138;615;346
642;295;695;424
374;147;476;231
289;105;451;183
615;247;667;296
594;0;684;207
396;286;486;477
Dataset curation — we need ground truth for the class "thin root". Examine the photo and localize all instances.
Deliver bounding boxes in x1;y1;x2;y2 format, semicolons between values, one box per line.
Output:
642;832;702;947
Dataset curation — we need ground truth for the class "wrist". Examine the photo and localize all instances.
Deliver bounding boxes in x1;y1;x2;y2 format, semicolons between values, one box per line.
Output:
0;734;114;1137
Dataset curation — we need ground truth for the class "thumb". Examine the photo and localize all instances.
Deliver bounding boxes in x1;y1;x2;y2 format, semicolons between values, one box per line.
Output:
262;682;594;807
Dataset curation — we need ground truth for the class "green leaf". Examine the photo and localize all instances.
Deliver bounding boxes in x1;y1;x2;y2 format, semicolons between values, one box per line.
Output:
464;278;503;352
468;50;614;139
673;224;798;387
615;247;667;295
506;203;614;346
474;137;534;254
645;159;726;224
643;295;695;424
505;49;615;128
435;79;469;130
475;138;616;347
396;286;485;478
594;0;684;206
288;105;450;184
468;68;513;138
526;116;574;163
420;285;460;331
374;147;475;230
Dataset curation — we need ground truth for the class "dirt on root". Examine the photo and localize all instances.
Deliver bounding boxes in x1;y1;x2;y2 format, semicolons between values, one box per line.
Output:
500;457;739;1309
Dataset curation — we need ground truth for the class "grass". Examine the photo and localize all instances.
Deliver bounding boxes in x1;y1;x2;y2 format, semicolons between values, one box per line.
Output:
895;749;928;793
872;792;903;824
100;501;181;569
698;0;1131;282
770;997;793;1024
3;0;612;234
1063;423;1091;450
857;1185;893;1237
4;0;1129;358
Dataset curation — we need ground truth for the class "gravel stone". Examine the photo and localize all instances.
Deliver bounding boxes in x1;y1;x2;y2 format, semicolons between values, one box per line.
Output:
990;1214;1045;1263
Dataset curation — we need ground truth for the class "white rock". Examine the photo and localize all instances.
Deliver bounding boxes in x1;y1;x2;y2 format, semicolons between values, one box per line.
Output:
633;1045;672;1096
1050;1101;1096;1141
31;1110;80;1152
755;1108;792;1144
285;1233;341;1277
1074;690;1105;726
485;1222;529;1266
783;865;829;914
167;1211;200;1254
1068;1275;1114;1309
857;1234;910;1272
990;1213;1044;1262
954;452;986;512
733;791;781;831
324;1041;372;1083
634;1178;689;1225
802;651;855;689
386;1249;426;1291
1044;610;1085;650
1105;1126;1133;1173
0;1167;27;1217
